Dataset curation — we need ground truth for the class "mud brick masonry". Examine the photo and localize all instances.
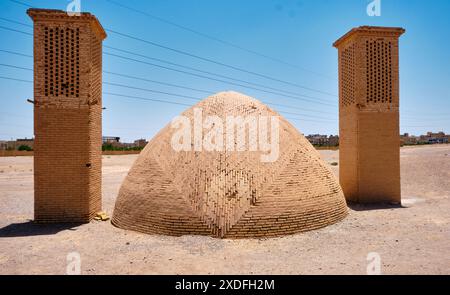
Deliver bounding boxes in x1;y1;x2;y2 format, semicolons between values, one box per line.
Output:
25;7;400;236
28;9;107;222
334;26;405;204
112;92;348;238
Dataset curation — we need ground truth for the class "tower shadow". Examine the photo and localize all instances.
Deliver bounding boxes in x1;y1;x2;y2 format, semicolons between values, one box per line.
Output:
0;221;83;238
347;201;406;212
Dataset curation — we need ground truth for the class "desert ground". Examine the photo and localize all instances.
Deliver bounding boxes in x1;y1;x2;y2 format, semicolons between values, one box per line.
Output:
0;145;449;275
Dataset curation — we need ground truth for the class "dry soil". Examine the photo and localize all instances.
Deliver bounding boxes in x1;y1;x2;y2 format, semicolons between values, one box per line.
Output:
0;145;449;274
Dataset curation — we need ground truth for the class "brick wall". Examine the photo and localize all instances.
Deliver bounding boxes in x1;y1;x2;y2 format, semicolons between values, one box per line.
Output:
28;9;106;223
334;26;405;204
112;92;348;238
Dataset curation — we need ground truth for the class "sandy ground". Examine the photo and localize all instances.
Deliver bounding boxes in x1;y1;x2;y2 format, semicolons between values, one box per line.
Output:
0;145;449;275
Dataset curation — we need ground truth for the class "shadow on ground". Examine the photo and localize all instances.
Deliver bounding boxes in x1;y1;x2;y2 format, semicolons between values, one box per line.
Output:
0;221;83;238
347;202;406;212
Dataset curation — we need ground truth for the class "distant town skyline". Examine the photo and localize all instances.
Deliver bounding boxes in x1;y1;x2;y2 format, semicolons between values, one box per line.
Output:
1;0;449;142
2;131;449;152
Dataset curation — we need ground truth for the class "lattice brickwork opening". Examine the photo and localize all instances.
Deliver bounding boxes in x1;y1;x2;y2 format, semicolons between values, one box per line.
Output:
340;44;356;107
44;26;80;98
366;39;393;104
91;33;102;104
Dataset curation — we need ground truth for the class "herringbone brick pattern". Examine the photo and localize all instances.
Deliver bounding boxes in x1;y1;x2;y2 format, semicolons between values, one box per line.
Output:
112;92;348;238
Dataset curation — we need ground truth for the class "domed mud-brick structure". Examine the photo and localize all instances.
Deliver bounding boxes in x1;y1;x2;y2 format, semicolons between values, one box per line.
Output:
112;91;347;238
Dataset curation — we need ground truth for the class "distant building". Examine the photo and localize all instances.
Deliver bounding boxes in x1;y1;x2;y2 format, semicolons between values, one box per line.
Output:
134;139;148;148
400;133;418;145
0;137;143;151
102;137;147;150
328;135;339;146
0;138;34;150
401;131;449;145
306;134;339;146
102;136;123;148
421;132;449;144
16;138;34;150
0;141;7;150
102;136;120;144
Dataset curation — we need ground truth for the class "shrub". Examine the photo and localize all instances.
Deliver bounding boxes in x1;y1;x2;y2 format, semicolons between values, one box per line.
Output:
18;145;32;151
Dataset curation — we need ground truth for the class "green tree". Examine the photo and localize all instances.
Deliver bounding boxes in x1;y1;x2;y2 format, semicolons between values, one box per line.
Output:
18;145;32;151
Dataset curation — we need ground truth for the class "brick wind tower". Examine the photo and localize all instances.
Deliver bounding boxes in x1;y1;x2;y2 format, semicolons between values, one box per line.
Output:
28;9;107;222
333;26;405;204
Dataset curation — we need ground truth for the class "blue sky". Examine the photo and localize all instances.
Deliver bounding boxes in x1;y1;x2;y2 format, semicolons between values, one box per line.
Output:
0;0;449;142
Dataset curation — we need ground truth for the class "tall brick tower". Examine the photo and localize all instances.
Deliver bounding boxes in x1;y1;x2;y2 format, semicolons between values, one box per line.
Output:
28;9;107;222
333;26;405;204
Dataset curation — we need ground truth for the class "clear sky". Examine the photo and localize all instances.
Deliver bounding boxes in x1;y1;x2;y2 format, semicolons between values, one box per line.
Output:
0;0;449;142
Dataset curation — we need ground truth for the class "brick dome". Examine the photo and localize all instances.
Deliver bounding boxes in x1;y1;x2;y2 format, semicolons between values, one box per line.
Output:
112;92;348;238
